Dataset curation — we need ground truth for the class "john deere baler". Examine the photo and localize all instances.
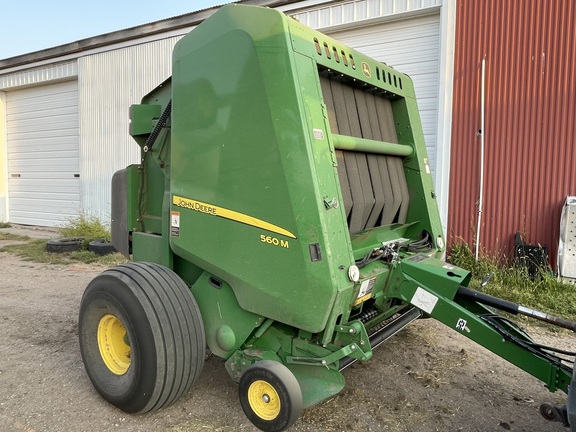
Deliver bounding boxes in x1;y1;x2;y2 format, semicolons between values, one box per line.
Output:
78;5;576;432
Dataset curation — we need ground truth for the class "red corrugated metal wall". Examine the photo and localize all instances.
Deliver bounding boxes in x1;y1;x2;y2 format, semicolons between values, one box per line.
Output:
449;0;576;267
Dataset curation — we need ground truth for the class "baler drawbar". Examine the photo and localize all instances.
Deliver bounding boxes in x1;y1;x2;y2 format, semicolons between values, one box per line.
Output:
78;4;576;431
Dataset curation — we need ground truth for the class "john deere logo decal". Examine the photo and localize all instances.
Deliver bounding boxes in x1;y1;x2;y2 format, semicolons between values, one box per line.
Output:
361;62;371;78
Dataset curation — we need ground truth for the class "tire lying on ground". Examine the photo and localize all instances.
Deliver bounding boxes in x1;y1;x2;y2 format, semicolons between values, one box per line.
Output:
46;236;85;253
88;239;116;256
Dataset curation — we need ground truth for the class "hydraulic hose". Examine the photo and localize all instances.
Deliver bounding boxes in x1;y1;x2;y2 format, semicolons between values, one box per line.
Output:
456;286;576;332
143;100;172;153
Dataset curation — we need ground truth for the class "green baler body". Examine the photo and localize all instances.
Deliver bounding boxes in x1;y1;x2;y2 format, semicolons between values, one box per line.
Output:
130;4;443;337
122;3;572;412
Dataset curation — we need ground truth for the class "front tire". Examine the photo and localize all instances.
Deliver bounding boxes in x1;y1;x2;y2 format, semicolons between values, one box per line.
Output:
79;262;205;413
239;361;303;432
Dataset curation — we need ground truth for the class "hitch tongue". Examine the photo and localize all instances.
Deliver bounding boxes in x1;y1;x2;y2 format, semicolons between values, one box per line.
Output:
456;286;576;332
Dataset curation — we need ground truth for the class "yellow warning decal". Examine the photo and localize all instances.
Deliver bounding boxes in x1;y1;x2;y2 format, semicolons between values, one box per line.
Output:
172;195;296;239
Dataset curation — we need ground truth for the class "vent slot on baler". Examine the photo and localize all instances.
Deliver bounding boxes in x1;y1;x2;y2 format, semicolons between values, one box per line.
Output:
319;74;410;235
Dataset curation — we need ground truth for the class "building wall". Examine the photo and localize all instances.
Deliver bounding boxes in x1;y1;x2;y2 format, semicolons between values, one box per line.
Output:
0;91;6;220
78;36;183;221
448;0;576;266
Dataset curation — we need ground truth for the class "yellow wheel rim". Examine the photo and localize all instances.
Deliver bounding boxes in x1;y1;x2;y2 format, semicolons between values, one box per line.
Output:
97;314;131;375
247;380;281;421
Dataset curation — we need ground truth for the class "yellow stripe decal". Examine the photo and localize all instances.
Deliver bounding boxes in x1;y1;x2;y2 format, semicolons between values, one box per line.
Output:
172;195;296;239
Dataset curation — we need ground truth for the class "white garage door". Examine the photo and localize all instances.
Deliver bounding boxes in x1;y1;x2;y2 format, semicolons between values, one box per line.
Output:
7;80;80;227
329;13;440;173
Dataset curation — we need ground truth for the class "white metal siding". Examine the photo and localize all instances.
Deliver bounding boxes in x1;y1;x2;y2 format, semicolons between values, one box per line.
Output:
329;13;441;173
0;62;78;91
288;0;442;27
6;80;80;226
78;36;183;221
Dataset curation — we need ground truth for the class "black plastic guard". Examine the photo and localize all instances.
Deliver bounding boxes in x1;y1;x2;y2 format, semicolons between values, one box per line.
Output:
569;366;576;431
111;169;130;258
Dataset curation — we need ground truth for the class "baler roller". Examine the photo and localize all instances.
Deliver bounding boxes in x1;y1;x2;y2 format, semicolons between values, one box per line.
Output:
332;133;413;157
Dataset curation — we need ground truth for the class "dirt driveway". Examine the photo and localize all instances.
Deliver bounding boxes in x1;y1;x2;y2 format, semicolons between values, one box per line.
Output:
0;249;573;432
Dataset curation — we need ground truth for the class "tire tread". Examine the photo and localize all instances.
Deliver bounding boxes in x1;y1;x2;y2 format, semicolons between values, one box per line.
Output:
80;262;205;414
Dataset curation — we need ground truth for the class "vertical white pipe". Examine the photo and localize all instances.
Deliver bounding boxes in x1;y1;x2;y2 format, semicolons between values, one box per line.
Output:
475;58;486;261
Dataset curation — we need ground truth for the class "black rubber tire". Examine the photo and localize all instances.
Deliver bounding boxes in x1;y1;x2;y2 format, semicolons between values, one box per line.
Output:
88;239;116;256
46;236;85;253
239;360;303;432
78;262;205;413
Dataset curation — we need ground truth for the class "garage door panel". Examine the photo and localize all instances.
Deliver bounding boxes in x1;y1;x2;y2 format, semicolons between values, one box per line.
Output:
6;129;78;143
9;194;80;208
6;80;80;227
9;172;80;180
7;101;76;120
8;137;78;154
397;59;439;73
9;178;80;194
8;136;78;153
8;151;79;163
7;82;77;102
9;157;79;173
7;115;79;134
10;205;80;226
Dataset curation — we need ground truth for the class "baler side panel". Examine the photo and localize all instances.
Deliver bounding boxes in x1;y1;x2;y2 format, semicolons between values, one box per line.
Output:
169;8;352;333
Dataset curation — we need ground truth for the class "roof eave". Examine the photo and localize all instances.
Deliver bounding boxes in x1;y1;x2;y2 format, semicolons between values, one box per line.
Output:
0;0;300;71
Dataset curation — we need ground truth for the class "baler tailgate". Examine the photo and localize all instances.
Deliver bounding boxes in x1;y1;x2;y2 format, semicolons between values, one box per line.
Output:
319;74;410;234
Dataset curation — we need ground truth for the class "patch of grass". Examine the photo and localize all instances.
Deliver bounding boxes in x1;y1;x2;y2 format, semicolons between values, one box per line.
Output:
449;241;576;323
1;239;127;266
0;232;30;241
2;239;76;264
0;214;127;266
60;213;111;247
0;222;11;228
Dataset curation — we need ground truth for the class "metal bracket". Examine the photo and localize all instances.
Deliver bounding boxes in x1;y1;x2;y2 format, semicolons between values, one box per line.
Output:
286;321;371;367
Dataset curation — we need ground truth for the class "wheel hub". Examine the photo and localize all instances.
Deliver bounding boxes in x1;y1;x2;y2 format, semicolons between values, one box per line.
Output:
248;380;281;420
97;314;131;375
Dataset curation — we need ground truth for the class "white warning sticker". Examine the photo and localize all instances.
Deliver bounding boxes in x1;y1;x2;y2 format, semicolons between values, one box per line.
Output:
410;287;439;314
354;277;376;306
358;277;375;298
171;211;180;237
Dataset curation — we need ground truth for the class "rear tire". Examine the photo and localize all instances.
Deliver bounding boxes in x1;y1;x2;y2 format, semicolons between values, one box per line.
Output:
79;262;205;413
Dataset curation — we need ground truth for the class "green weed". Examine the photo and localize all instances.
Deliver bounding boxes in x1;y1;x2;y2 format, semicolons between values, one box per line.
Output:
0;232;30;241
0;222;11;229
60;213;111;247
449;242;576;322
